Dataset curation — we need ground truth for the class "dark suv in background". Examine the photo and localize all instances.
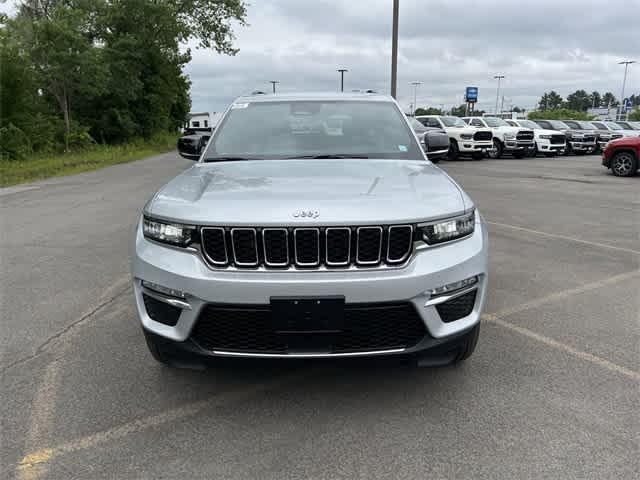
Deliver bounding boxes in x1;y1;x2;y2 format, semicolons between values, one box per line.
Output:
533;120;596;155
562;120;622;153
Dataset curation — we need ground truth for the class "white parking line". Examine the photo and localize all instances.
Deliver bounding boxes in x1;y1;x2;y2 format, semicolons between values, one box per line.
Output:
483;269;640;381
487;221;640;255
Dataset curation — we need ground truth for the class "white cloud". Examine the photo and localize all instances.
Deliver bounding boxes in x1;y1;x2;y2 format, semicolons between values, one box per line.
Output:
182;0;639;113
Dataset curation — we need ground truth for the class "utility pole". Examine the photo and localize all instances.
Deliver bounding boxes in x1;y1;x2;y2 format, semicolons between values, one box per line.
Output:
410;81;423;116
618;60;635;120
500;95;505;115
337;69;348;92
390;0;399;98
269;80;279;94
494;75;504;115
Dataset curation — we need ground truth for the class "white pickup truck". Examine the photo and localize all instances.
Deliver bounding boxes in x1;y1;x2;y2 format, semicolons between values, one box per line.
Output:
416;115;493;160
506;119;566;157
463;117;534;158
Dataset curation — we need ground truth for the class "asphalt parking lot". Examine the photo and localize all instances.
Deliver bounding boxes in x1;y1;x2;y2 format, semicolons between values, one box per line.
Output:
1;153;638;479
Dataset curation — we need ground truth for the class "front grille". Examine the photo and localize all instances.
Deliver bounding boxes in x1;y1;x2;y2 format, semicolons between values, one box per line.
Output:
191;302;427;354
200;225;414;269
435;290;477;322
473;131;492;141
550;134;565;144
516;130;534;141
142;293;181;326
582;135;596;143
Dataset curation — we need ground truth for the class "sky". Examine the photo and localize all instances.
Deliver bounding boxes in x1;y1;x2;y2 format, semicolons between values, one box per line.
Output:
184;0;639;114
2;0;638;114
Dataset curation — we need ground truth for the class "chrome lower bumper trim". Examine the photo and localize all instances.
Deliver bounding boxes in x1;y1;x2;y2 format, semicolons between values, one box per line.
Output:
141;286;192;310
210;348;405;358
423;285;478;307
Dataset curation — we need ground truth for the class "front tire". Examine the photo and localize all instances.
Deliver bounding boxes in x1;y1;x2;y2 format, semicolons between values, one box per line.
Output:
488;139;503;158
447;139;459;160
611;151;638;177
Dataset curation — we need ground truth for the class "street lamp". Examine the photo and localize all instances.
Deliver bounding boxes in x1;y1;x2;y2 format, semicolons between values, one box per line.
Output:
269;80;279;94
618;60;635;120
337;69;348;92
494;75;505;114
390;0;399;98
410;81;423;116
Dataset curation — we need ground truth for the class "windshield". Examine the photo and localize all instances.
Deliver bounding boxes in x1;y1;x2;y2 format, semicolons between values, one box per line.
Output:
483;117;510;127
203;100;422;160
577;121;596;129
441;116;467;127
518;120;539;129
603;122;622;130
563;120;582;129
591;122;607;130
407;117;425;130
548;120;569;130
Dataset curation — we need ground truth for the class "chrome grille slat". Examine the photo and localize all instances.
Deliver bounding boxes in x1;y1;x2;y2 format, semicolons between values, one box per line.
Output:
262;228;289;267
201;227;228;265
386;225;413;263
294;228;320;266
200;224;416;270
356;226;383;265
325;227;351;266
231;228;258;267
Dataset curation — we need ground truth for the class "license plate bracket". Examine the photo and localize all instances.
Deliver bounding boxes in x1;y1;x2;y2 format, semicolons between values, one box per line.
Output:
271;296;345;333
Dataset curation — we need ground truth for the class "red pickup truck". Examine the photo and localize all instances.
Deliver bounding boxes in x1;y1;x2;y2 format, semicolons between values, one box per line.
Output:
602;136;640;177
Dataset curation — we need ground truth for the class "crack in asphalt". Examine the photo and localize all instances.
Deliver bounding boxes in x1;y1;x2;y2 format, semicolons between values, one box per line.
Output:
0;285;130;376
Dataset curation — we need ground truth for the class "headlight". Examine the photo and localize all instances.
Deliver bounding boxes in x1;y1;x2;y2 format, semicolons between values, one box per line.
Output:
460;133;473;140
539;134;552;140
420;210;475;245
143;217;195;247
504;133;515;139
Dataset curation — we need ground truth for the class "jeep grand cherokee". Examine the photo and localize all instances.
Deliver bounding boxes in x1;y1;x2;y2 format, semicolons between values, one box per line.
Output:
132;93;489;367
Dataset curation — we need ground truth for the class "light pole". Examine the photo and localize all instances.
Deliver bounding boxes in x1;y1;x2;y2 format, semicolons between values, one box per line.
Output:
269;80;279;94
337;69;348;92
410;81;423;116
618;60;635;120
494;75;504;114
390;0;399;98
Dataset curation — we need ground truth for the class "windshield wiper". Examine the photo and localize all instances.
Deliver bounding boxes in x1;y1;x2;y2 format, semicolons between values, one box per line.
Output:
285;154;369;159
203;156;254;162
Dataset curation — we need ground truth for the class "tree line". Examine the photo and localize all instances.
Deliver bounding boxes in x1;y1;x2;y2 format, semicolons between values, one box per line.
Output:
0;0;247;160
537;90;640;112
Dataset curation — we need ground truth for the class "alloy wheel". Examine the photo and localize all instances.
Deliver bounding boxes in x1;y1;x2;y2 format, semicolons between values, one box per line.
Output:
612;153;634;177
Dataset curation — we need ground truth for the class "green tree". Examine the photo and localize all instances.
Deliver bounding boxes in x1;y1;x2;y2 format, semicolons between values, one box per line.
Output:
415;107;443;116
565;90;591;111
601;92;618;107
628;108;640;121
590;91;602;108
527;109;594;120
538;91;564;110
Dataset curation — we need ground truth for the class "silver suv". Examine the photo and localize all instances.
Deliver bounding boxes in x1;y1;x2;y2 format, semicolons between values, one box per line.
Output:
132;93;488;367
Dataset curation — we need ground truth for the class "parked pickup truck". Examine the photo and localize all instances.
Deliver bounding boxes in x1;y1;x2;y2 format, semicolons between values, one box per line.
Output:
505;119;566;157
463;116;534;158
532;120;597;155
562;120;623;153
406;116;449;163
416;115;493;160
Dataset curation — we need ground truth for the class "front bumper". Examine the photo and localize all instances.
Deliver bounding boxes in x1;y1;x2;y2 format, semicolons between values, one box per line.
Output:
458;141;493;153
132;218;489;358
503;139;534;151
569;141;596;151
536;139;565;152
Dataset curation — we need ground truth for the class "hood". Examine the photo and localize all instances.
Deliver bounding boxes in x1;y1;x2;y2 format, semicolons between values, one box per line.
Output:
492;126;522;134
533;128;564;136
146;159;468;226
445;125;489;135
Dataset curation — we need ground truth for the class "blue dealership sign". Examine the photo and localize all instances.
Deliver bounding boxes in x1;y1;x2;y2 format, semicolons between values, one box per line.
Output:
465;87;478;102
